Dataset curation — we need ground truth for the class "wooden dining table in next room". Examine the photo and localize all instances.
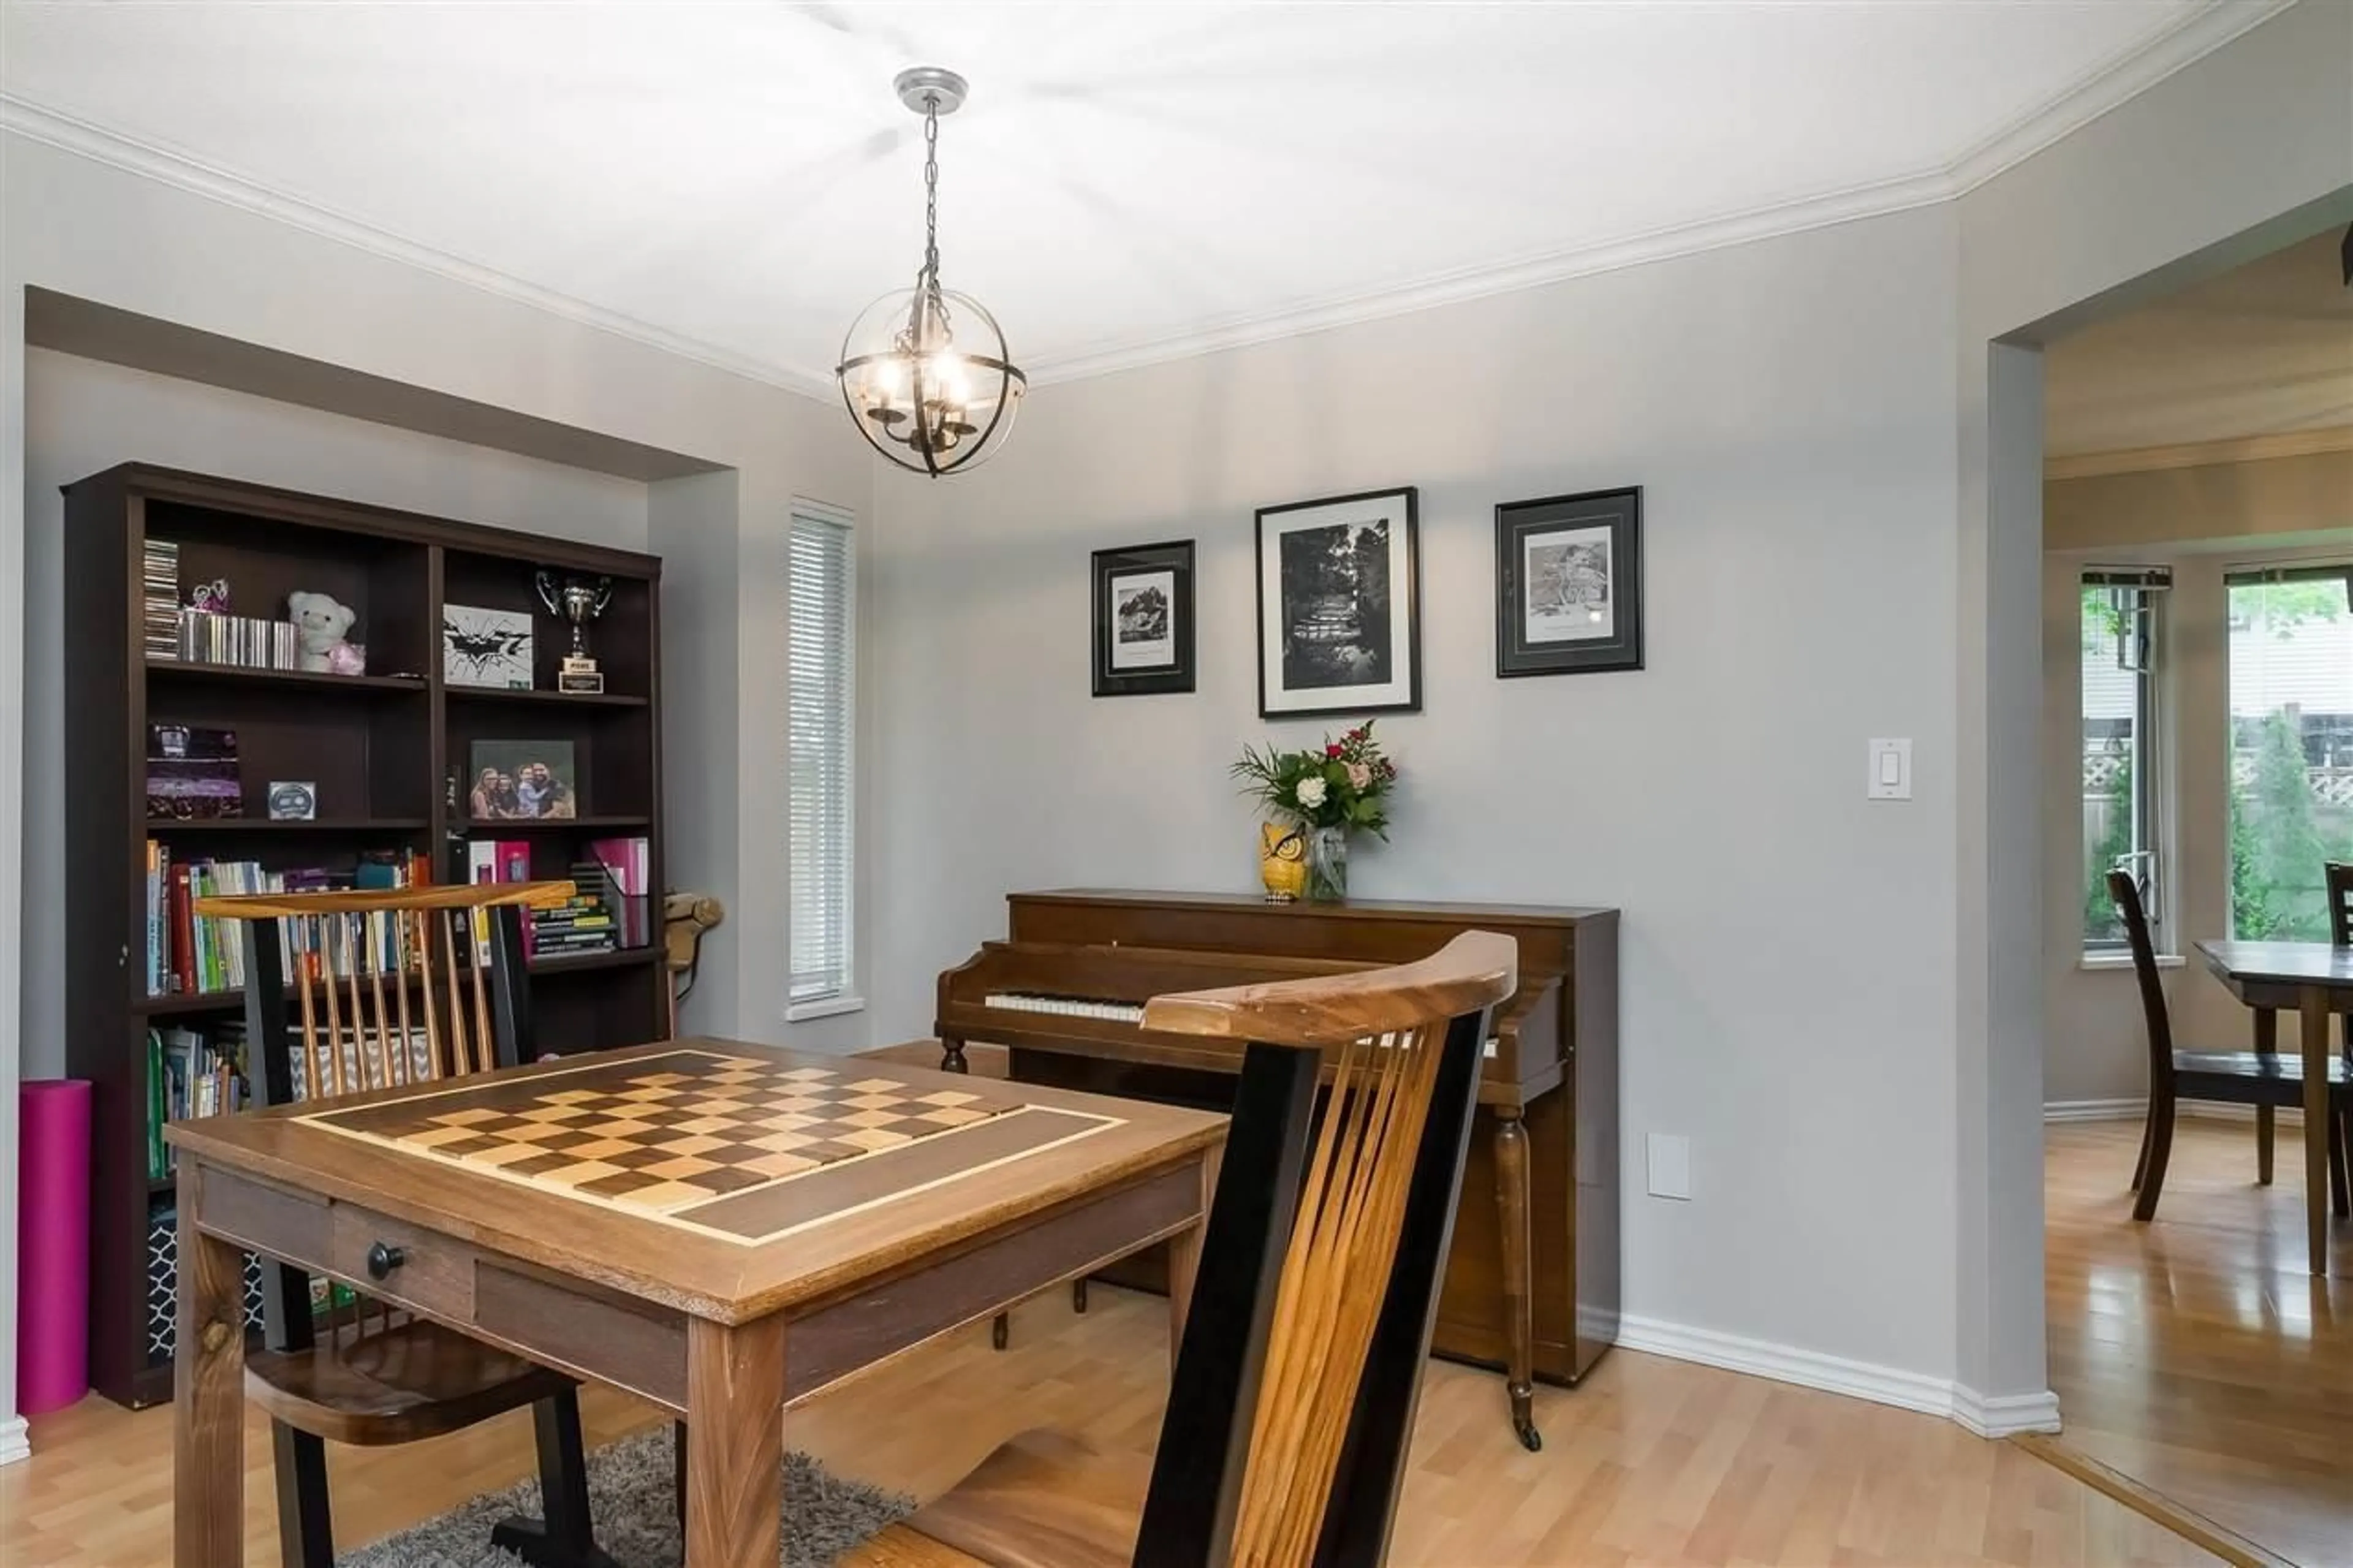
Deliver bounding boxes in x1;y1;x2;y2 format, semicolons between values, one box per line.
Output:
2195;940;2353;1276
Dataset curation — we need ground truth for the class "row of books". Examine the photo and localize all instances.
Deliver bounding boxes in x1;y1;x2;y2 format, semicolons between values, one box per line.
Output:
142;540;181;662
175;610;302;671
145;1024;248;1180
144;844;433;997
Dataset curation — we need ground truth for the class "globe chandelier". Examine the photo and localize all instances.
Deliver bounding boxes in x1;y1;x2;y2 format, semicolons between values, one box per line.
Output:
836;68;1026;477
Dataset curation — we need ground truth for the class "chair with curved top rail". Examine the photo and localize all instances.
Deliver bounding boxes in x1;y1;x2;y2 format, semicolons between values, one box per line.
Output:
194;879;618;1568
840;929;1518;1568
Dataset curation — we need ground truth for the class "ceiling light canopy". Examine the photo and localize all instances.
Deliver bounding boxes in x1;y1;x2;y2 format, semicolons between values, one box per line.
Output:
836;67;1025;478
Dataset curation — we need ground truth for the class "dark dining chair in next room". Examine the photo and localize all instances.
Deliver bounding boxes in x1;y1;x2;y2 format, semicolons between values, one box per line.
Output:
2108;869;2352;1222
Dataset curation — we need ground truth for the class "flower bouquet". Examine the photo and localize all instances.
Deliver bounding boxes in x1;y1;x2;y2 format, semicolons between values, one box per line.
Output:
1232;721;1398;901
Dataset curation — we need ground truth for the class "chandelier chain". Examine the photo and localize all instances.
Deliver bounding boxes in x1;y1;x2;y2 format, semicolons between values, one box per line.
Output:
919;97;942;294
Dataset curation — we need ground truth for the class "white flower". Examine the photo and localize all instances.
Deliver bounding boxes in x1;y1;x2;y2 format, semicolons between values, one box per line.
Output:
1295;776;1328;808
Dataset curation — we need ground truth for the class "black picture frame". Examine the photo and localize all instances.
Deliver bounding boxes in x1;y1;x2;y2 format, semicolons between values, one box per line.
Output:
1092;540;1195;697
1255;486;1421;719
1496;487;1643;678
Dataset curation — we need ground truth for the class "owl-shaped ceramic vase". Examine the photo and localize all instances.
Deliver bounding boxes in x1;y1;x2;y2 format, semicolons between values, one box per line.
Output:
1259;821;1308;903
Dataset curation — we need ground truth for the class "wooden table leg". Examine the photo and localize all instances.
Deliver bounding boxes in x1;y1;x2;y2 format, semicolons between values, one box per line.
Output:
1495;1113;1540;1452
173;1166;245;1568
684;1315;786;1568
1165;1144;1221;1374
2301;986;2331;1277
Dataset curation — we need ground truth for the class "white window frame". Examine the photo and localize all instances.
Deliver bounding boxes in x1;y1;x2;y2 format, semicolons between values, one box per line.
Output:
2080;567;2170;960
786;500;860;1021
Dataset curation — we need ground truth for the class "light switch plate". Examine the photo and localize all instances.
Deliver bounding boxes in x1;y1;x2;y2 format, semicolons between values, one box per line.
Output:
1866;738;1912;800
1646;1133;1691;1201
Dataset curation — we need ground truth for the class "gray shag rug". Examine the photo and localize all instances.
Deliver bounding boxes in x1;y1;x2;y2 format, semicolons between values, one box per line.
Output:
341;1427;913;1568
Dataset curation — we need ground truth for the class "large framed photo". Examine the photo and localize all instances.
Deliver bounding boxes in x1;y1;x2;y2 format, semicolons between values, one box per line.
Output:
1496;487;1643;678
1256;487;1420;718
1092;540;1195;697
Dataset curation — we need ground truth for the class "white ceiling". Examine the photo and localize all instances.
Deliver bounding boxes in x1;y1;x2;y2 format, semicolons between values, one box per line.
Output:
0;1;2286;393
2044;228;2353;459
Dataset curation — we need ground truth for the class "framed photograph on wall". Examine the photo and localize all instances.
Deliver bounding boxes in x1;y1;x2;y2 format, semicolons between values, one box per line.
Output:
1496;487;1643;677
1256;487;1420;718
1092;540;1195;697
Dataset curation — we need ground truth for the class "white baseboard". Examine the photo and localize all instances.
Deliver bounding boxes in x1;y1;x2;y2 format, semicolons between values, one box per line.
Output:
1613;1314;2056;1437
1952;1385;2063;1438
2044;1097;2303;1126
2044;1097;2145;1123
0;1414;29;1466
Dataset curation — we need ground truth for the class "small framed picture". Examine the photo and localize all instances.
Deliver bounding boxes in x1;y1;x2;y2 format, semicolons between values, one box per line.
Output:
265;781;318;821
467;739;579;820
1092;540;1195;697
1496;487;1643;678
444;604;534;690
1256;487;1420;718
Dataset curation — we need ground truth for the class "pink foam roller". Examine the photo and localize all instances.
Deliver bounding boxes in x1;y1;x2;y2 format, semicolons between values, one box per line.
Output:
18;1079;93;1415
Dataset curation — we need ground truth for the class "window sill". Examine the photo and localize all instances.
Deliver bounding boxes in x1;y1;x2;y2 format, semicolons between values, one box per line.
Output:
2080;952;2184;972
786;994;866;1023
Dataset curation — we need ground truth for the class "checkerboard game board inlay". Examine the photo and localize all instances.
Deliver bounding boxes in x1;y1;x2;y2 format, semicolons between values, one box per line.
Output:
298;1048;1123;1243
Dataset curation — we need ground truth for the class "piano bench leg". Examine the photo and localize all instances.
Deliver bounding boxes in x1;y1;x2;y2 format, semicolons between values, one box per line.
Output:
991;1311;1010;1350
1072;1278;1088;1313
1496;1112;1541;1453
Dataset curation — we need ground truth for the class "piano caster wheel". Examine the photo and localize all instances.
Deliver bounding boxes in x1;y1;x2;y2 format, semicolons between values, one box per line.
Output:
1514;1418;1542;1453
1072;1278;1088;1313
991;1312;1009;1351
1509;1387;1540;1452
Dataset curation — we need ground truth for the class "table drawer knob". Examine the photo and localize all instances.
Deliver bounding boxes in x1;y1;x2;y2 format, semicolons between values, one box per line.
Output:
365;1241;407;1281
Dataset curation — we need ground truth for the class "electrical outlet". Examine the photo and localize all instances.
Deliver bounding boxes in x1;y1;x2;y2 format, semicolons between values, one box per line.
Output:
1646;1133;1691;1201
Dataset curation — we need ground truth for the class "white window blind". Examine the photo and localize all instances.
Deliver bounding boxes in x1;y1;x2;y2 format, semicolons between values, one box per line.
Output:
789;507;855;1007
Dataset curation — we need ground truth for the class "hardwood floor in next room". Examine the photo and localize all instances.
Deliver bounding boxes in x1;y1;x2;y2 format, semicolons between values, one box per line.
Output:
2045;1116;2353;1568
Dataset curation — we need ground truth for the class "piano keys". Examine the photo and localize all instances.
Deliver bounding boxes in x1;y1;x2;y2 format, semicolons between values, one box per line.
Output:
936;888;1620;1450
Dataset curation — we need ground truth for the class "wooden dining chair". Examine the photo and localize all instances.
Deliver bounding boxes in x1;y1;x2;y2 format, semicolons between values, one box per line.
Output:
2107;871;2352;1223
194;881;618;1568
841;930;1518;1568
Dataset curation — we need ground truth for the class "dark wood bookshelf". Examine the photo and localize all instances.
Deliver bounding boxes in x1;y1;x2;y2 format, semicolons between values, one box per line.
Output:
445;686;650;708
66;462;667;1409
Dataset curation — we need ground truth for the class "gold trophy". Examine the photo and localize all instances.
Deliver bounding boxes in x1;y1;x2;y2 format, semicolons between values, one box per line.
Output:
535;570;614;694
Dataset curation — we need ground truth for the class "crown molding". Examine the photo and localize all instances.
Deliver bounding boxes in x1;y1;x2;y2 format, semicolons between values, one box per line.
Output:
0;94;836;402
1021;167;1957;387
0;1;2296;397
2045;424;2353;480
1946;0;2300;194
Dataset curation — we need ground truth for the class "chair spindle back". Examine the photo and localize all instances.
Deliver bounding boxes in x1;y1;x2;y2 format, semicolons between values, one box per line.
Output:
1131;930;1517;1568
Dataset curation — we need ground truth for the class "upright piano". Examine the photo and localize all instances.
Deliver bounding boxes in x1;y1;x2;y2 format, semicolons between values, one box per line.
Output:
936;888;1619;1449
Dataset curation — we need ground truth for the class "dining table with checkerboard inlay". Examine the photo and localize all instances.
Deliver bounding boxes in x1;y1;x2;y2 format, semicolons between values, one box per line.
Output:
167;1039;1227;1568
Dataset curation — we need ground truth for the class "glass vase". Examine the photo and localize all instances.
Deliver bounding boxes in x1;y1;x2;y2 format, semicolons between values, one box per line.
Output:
1304;825;1349;903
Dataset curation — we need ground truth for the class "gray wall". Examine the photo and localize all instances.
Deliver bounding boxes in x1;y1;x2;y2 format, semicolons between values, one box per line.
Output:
871;203;1968;1382
18;348;654;1080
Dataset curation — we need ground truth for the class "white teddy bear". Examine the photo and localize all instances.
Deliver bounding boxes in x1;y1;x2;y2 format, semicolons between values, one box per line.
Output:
287;591;358;673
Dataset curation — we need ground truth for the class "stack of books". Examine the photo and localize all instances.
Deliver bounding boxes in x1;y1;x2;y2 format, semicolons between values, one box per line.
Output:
535;869;621;960
145;1023;248;1179
586;835;652;948
178;610;301;670
142;540;181;661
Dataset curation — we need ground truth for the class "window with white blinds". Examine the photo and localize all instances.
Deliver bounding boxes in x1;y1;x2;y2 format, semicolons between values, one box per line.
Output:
789;506;856;1010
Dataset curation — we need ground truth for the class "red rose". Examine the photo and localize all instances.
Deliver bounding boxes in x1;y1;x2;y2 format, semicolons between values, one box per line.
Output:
1325;744;1343;758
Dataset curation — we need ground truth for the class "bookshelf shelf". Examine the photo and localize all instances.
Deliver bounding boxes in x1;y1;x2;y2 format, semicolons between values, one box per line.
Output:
446;686;649;708
143;817;431;834
146;662;428;695
70;462;667;1409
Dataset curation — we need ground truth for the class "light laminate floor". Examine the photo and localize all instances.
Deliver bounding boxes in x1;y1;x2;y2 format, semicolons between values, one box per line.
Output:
2044;1116;2353;1568
7;1290;2216;1567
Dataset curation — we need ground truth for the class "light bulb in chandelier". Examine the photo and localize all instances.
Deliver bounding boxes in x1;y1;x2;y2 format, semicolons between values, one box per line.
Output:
835;68;1026;477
